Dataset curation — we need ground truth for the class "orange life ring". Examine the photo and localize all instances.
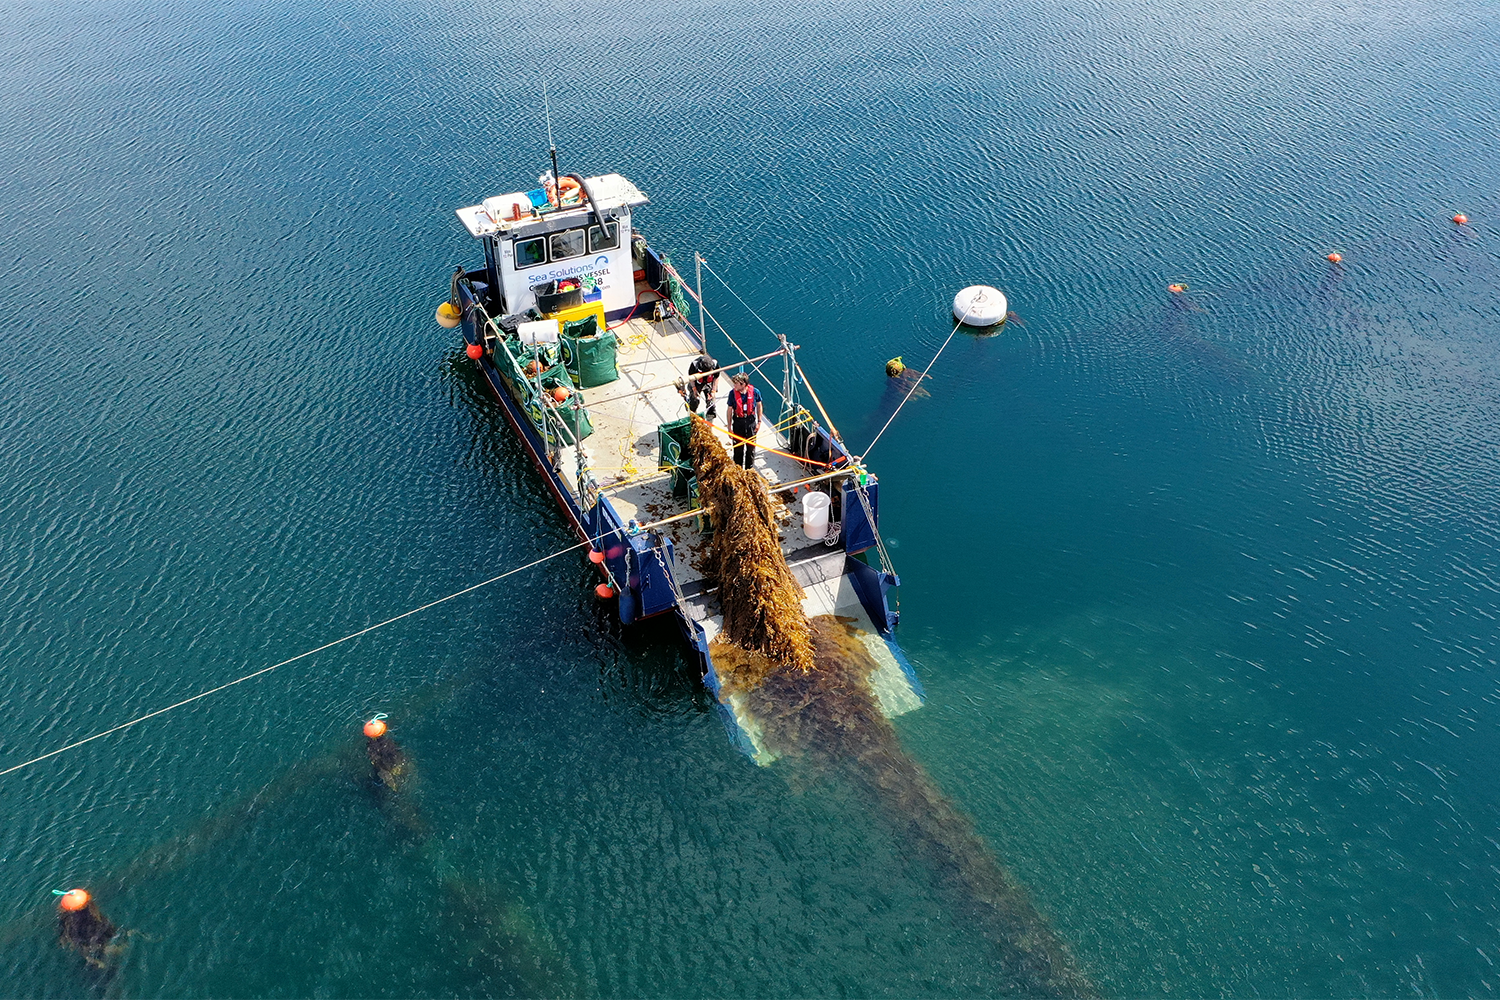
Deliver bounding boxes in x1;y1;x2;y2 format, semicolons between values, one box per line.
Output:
558;176;582;203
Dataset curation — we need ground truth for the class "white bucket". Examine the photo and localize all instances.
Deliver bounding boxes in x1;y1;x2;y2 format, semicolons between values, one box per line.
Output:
801;491;831;540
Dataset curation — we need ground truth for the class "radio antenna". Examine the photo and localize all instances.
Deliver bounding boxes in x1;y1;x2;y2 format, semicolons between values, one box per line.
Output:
542;78;561;206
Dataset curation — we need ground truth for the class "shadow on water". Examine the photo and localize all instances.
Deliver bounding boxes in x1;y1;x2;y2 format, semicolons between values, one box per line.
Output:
688;416;1096;997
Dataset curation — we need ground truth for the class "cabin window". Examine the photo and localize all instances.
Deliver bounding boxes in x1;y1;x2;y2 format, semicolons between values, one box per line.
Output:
549;228;587;261
514;237;546;268
588;222;619;252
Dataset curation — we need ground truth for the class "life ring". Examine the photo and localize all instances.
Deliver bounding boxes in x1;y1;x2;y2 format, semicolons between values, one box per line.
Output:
558;176;582;203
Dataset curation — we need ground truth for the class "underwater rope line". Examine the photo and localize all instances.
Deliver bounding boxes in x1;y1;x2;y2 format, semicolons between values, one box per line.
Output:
0;540;593;779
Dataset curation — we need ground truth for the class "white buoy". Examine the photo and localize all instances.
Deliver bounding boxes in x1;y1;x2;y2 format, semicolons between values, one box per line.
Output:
952;285;1008;326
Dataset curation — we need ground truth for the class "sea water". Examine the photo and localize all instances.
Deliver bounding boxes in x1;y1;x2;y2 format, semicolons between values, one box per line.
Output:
2;0;1499;994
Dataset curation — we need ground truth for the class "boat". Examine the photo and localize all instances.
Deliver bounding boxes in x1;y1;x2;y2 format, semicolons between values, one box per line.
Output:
442;168;923;761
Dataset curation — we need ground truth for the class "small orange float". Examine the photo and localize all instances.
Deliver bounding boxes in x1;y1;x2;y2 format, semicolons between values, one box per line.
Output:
58;889;90;912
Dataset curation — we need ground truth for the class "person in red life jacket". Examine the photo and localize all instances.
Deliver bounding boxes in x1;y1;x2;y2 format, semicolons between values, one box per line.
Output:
727;371;764;469
685;352;719;420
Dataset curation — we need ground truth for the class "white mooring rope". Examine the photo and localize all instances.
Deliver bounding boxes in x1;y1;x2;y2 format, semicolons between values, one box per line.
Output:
0;540;592;779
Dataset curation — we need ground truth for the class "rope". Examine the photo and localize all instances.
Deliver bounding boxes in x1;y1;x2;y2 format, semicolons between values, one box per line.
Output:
714;423;842;469
581;349;784;411
698;258;788;347
793;360;846;447
605;297;640;332
661;261;787;406
861;304;972;462
0;540;593;779
695;258;849;445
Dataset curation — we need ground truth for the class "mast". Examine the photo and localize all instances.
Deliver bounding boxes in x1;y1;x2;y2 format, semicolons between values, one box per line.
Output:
542;79;561;206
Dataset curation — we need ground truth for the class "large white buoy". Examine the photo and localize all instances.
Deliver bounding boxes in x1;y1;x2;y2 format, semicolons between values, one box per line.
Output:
952;285;1008;327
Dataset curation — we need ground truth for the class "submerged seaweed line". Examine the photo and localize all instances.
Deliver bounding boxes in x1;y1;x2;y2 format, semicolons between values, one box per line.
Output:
687;418;1095;997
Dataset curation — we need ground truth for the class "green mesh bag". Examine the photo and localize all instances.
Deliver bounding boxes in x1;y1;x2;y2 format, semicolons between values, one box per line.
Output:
657;416;695;497
559;327;620;388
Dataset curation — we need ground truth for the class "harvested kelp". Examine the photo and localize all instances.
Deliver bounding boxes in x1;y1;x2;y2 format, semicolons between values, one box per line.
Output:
688;416;1094;997
688;415;813;677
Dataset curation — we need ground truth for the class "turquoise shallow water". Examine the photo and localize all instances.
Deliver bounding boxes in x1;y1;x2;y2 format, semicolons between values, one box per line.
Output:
3;0;1500;995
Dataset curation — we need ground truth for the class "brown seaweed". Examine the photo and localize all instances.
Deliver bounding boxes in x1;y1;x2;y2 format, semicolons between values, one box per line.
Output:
57;899;118;969
690;417;1095;997
689;415;814;678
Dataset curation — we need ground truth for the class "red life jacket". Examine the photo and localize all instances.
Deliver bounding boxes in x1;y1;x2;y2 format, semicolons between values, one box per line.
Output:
730;385;759;419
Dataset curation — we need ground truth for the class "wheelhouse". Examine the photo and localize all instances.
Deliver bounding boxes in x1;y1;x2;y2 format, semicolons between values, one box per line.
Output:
456;173;648;321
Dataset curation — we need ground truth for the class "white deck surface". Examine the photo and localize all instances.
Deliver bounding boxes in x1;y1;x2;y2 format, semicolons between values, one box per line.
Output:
554;314;823;595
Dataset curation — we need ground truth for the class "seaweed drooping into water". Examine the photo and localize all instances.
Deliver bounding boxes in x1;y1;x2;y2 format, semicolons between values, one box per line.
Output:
689;415;813;679
689;416;1095;997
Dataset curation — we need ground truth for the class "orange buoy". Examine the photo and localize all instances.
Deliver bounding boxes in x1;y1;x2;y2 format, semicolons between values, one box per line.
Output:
466;343;483;360
594;583;615;599
363;716;388;739
58;889;89;913
1167;283;1187;294
588;549;604;564
551;386;570;402
1453;214;1469;226
1326;252;1343;264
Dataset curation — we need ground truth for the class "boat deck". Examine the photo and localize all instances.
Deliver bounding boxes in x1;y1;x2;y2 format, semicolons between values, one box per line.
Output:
552;314;823;598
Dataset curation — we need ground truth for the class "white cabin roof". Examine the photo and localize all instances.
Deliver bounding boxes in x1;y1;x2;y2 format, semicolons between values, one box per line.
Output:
456;173;649;238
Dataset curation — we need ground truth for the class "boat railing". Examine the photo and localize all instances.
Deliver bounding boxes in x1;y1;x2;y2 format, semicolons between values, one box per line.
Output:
462;285;595;495
653;251;900;608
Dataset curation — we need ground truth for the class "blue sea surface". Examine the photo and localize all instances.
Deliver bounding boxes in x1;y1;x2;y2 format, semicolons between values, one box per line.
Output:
3;0;1499;995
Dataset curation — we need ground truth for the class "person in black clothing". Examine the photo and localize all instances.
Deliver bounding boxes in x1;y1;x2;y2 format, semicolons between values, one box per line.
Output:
686;353;719;420
727;372;765;469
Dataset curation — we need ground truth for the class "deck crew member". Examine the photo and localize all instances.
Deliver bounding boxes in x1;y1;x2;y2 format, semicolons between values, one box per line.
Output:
685;352;719;420
727;372;764;469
